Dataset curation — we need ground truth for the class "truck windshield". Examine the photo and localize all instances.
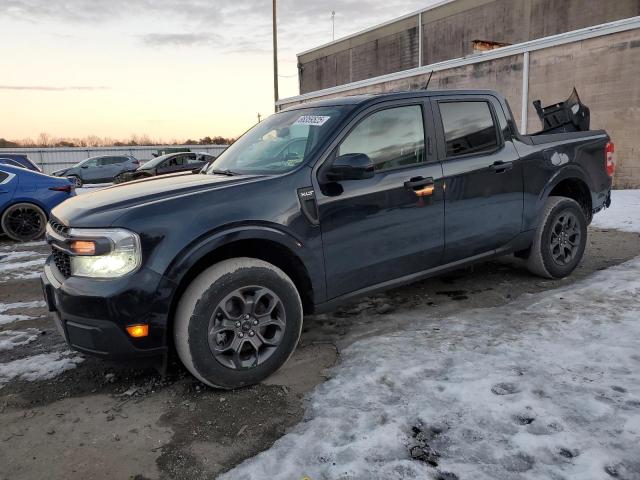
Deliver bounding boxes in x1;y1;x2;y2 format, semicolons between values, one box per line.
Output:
206;106;347;175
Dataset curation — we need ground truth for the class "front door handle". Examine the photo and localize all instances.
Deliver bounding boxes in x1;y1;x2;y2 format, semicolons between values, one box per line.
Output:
404;176;435;197
491;161;513;173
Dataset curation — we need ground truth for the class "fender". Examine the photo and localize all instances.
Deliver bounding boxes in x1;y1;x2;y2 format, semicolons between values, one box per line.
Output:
529;164;593;229
162;221;326;303
3;197;50;217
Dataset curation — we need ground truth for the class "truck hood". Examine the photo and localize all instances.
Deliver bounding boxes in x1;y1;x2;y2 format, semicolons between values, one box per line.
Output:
52;172;262;227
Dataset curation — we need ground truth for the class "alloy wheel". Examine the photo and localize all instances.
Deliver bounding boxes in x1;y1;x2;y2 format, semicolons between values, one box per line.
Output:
208;286;286;370
550;210;581;266
3;205;45;241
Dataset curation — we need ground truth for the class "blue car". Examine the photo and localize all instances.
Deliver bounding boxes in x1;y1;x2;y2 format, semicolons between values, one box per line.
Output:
0;165;75;242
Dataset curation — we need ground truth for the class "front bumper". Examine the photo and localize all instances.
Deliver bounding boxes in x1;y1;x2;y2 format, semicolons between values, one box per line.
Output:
41;257;169;361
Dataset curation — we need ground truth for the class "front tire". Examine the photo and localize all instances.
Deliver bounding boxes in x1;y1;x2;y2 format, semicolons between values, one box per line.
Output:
69;175;82;188
1;203;47;242
526;196;587;279
174;258;303;389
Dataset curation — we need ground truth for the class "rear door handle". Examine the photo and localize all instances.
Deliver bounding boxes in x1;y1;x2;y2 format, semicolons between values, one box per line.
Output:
404;176;435;197
491;161;513;173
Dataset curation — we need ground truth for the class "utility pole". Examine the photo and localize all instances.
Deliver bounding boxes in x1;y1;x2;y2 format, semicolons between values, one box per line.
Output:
272;0;279;111
332;11;336;41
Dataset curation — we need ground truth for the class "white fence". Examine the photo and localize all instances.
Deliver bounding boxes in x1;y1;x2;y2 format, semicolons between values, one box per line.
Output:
0;145;229;175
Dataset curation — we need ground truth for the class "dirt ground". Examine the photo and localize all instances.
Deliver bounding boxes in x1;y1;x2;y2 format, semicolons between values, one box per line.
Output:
1;226;639;480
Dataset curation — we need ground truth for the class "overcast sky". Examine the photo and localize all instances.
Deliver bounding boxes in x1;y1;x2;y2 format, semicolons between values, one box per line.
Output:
1;0;440;141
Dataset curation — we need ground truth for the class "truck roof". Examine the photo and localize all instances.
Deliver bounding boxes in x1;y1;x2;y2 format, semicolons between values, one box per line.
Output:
280;89;505;112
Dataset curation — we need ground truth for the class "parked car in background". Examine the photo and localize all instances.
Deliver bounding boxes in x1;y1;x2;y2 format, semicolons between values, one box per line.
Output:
114;152;216;183
152;147;190;157
42;89;613;389
1;165;74;241
0;153;42;172
52;155;140;187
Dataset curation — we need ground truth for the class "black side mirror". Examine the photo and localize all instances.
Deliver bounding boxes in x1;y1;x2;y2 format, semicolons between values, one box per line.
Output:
329;153;374;181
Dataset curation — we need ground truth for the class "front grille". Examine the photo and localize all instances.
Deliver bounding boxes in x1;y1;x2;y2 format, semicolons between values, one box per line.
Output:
52;248;71;278
49;219;69;237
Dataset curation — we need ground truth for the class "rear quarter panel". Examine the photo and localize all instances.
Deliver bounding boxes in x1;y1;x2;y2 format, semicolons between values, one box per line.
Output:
513;132;610;230
8;171;74;215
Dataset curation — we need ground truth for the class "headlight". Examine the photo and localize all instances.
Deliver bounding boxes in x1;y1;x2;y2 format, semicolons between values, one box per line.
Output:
68;228;141;278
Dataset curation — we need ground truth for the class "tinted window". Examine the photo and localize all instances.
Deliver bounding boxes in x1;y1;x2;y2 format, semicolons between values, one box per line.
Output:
113;156;129;164
186;154;203;165
0;171;8;182
0;158;24;168
339;105;425;171
83;158;98;167
166;155;186;167
97;157;113;166
439;101;499;157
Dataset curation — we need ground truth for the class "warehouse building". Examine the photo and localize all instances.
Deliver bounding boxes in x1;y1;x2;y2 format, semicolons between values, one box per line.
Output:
278;0;640;187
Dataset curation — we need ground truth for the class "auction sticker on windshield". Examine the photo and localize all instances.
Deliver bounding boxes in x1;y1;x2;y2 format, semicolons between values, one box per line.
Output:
293;115;331;126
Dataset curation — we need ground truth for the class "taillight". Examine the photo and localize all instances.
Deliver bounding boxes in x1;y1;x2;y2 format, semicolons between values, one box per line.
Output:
49;185;73;193
132;160;140;165
605;142;615;177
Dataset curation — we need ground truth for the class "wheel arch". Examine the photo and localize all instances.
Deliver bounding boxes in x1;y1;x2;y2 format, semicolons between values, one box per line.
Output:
0;200;49;237
162;227;320;351
540;166;594;224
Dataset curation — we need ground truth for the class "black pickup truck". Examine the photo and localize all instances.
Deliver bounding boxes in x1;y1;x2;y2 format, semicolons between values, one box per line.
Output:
42;89;614;389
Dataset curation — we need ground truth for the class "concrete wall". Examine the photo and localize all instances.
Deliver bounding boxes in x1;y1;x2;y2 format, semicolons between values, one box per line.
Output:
527;29;640;188
283;28;640;188
299;0;640;93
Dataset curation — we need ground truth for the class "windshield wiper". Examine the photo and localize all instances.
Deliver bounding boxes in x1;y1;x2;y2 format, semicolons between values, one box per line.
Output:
209;169;238;176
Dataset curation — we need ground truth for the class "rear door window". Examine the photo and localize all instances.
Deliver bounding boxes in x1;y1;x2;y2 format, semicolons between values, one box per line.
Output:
439;101;499;157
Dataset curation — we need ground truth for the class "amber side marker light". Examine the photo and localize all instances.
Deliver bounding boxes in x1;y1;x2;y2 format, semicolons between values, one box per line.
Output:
126;324;149;338
70;240;96;255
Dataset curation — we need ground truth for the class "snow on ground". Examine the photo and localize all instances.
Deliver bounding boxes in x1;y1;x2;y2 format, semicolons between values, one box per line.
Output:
0;240;46;251
592;190;640;233
0;352;83;386
0;301;46;326
0;329;40;351
225;256;640;480
224;190;640;480
0;258;45;273
0;250;47;282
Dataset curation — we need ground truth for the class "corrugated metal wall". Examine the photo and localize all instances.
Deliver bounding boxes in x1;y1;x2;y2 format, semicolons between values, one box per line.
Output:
0;145;229;175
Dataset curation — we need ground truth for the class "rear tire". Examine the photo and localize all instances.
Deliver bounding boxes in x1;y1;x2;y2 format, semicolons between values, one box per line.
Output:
1;203;47;242
174;258;303;389
526;196;587;279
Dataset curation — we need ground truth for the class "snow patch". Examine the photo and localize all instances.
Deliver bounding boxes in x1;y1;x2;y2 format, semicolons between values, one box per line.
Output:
0;352;83;385
0;301;46;326
0;329;39;351
0;240;46;251
0;258;46;273
223;257;640;480
592;189;640;233
0;301;46;313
